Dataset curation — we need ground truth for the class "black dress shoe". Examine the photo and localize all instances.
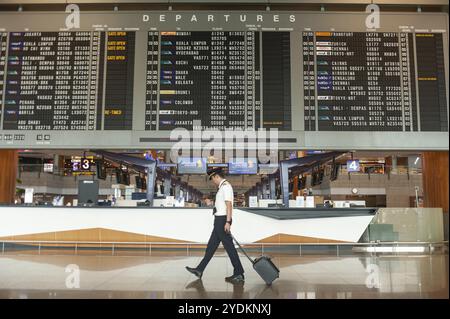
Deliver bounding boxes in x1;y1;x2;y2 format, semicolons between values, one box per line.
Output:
225;274;245;283
185;266;203;279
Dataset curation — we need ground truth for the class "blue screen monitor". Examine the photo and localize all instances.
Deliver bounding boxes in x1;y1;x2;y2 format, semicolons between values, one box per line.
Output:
228;158;258;175
177;157;207;174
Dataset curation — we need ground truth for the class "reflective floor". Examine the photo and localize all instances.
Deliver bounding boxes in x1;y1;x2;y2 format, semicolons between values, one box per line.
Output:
0;252;448;299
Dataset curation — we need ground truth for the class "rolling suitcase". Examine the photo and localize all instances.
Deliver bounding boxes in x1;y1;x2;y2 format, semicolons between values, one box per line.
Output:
232;235;280;285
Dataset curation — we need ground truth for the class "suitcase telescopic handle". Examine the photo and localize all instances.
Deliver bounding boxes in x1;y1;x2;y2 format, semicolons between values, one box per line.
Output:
231;234;255;264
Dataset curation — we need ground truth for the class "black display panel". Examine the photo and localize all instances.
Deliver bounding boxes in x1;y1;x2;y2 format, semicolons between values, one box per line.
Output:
401;32;415;131
415;33;448;132
407;33;418;132
303;31;316;131
145;31;291;131
262;32;291;130
103;31;135;130
145;31;159;131
0;32;6;126
96;32;106;131
303;31;448;132
1;31;135;131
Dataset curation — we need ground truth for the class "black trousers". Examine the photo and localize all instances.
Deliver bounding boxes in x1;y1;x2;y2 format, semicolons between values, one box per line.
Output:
197;215;245;275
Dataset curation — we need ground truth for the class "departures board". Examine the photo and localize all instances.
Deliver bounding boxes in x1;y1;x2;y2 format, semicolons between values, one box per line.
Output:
303;31;447;132
146;31;291;131
1;31;135;131
0;11;448;150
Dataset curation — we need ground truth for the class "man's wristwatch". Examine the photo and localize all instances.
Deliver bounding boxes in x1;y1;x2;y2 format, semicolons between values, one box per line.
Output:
226;220;232;225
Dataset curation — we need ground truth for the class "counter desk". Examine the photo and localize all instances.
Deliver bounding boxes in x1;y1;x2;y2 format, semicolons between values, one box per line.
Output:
0;206;377;245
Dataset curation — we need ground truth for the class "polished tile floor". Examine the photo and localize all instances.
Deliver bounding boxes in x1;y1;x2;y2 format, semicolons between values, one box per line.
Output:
0;252;447;299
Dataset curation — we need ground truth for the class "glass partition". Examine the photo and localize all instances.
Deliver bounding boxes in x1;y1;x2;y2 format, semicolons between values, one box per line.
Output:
361;208;444;243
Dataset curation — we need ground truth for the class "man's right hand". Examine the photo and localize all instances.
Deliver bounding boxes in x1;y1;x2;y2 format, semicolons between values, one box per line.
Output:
224;222;231;233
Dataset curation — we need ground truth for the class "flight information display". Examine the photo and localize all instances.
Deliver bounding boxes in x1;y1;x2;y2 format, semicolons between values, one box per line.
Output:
0;32;6;126
1;31;135;131
0;29;292;132
146;31;290;131
303;31;448;132
0;11;447;150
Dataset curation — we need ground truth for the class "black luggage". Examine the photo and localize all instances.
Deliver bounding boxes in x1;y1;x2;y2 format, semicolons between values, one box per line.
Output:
232;235;280;285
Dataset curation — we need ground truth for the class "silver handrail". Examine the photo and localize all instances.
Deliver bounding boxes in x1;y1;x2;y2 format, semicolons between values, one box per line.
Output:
0;239;446;256
0;239;447;245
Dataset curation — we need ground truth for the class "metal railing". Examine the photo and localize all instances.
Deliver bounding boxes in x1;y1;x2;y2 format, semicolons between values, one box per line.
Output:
18;164;66;177
337;165;422;180
1;239;447;257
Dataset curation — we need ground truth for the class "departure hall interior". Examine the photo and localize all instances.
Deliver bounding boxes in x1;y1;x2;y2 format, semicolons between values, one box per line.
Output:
0;0;448;302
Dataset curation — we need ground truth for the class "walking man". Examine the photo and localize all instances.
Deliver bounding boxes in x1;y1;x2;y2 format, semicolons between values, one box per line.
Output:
186;168;245;283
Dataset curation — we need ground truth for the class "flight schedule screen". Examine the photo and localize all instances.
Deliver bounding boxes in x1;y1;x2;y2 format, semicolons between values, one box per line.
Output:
147;31;258;130
0;10;447;146
1;31;135;131
303;31;447;132
0;30;292;132
146;31;291;131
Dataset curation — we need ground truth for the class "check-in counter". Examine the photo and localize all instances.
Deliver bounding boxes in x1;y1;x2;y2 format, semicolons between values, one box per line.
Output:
0;206;377;245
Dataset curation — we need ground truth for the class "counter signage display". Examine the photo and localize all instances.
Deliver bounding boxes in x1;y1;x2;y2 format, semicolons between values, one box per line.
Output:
347;160;360;172
70;156;94;175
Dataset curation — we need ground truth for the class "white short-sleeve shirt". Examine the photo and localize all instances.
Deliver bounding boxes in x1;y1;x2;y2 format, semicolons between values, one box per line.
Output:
214;179;234;216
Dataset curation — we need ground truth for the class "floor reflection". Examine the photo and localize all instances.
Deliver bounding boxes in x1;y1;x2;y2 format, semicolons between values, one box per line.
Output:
0;253;447;299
